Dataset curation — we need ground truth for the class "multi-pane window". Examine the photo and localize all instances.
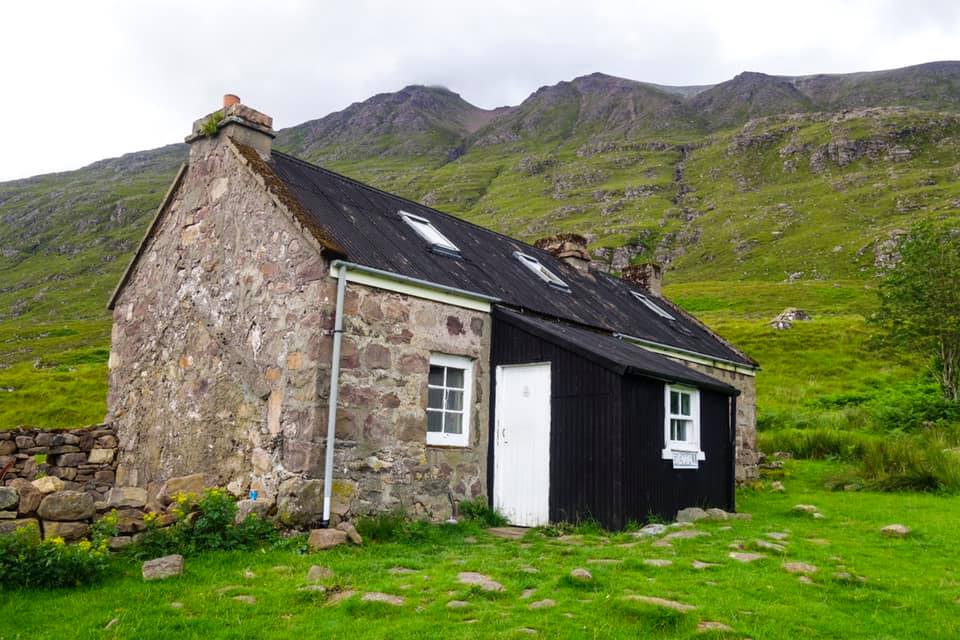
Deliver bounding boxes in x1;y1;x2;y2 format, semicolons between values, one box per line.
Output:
426;354;473;447
662;385;703;466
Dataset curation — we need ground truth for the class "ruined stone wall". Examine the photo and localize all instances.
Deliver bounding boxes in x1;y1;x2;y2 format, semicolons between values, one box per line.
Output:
295;281;490;523
108;137;333;498
0;425;118;501
667;361;758;482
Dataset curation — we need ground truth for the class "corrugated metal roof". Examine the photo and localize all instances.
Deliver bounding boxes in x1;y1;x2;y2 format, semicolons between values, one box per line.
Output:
494;307;739;395
269;150;755;367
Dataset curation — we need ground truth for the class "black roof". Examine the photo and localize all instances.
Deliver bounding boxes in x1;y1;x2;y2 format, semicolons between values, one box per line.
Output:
268;150;755;368
495;308;739;395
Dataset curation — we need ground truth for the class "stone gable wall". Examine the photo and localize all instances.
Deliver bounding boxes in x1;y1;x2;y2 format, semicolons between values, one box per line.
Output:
107;137;333;498
667;360;758;482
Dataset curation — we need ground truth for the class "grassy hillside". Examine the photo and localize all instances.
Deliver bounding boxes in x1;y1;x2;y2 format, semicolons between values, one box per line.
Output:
2;64;959;428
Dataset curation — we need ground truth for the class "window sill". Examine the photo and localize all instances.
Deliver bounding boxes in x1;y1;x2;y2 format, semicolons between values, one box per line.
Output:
661;447;706;461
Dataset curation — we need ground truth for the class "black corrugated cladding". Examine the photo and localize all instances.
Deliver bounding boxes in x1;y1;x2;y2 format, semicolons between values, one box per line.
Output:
490;309;736;530
621;379;736;522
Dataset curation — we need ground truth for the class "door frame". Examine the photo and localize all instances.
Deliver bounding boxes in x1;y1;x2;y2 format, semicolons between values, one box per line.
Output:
492;362;552;527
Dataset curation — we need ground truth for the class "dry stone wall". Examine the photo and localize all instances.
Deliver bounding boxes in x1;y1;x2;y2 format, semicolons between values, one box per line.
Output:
0;424;118;500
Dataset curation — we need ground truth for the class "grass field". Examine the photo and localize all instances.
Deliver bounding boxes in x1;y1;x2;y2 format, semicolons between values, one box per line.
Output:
1;460;958;639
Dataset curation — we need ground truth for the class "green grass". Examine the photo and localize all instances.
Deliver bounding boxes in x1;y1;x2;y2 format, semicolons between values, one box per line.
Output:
2;460;959;638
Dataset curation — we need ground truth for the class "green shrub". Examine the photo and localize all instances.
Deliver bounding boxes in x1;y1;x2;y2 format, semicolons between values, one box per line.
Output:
758;428;870;461
0;528;110;589
355;511;410;543
127;488;278;559
458;497;507;527
867;381;959;432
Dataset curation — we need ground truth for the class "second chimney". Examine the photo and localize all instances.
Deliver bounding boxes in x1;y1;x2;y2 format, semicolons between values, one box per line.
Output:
534;234;592;272
622;263;662;296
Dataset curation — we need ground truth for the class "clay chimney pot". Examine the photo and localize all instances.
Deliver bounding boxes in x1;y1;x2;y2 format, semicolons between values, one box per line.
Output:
223;94;241;108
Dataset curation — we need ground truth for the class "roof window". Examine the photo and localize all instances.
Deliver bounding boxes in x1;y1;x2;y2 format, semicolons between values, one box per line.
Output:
399;210;460;256
632;291;675;320
514;252;569;290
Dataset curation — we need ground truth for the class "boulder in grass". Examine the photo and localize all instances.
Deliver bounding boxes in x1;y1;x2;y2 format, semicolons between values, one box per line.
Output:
676;507;708;523
37;491;95;521
142;554;184;581
569;568;593;582
335;521;363;545
307;528;348;551
881;524;910;538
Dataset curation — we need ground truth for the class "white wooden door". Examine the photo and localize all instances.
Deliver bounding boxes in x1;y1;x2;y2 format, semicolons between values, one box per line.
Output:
494;363;551;527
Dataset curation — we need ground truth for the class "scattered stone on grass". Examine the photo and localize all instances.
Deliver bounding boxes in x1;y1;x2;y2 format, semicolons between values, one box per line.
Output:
242;569;256;579
729;552;766;563
521;588;537;599
308;565;334;581
520;566;539;573
142;554;184;581
307;528;348;551
798;576;815;585
766;532;789;540
665;529;710;542
336;521;363;545
487;526;527;540
108;536;133;551
813;512;826;520
792;504;819;514
643;559;673;567
388;567;417;575
691;561;720;570
569;568;593;582
458;572;504;591
770;481;786;493
676;507;708;523
623;595;696;613
728;540;746;551
299;585;326;593
652;539;673;549
783;562;818;575
697;621;734;633
327;590;357;605
447;600;470;609
705;508;729;520
587;558;622;565
881;524;910;538
529;599;556;609
233;595;256;605
754;540;787;553
362;592;405;606
731;513;752;520
517;628;538;635
632;523;668;538
170;602;183;609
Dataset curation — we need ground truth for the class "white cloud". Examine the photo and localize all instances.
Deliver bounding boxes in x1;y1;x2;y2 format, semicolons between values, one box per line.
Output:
1;0;958;180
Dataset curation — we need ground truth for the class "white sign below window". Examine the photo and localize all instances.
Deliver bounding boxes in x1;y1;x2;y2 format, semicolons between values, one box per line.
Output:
671;450;699;470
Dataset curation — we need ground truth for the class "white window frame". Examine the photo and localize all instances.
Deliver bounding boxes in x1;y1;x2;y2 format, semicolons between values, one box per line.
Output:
661;384;705;463
426;353;473;447
399;210;460;255
632;291;675;320
514;251;569;290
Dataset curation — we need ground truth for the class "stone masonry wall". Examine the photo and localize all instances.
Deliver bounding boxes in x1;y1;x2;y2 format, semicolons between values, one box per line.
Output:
108;136;333;499
669;361;758;482
0;424;118;501
285;280;491;523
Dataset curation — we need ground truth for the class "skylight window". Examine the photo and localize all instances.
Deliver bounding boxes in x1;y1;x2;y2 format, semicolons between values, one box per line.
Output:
399;210;460;255
632;291;675;320
514;251;569;290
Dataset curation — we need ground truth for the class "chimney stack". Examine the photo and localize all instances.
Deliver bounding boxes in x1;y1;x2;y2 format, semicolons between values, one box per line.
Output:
185;94;276;160
622;263;662;296
534;233;592;272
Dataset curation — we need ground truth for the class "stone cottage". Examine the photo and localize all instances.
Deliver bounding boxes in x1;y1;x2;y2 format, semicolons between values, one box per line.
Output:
106;96;758;529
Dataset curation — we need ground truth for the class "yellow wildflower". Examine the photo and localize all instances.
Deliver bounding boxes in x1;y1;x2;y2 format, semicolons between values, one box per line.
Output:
49;536;65;546
78;540;92;551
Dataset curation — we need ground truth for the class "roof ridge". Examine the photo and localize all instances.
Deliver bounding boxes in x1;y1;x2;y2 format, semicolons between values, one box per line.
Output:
269;149;560;258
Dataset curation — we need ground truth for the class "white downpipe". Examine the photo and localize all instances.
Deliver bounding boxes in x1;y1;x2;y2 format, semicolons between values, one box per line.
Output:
321;263;348;527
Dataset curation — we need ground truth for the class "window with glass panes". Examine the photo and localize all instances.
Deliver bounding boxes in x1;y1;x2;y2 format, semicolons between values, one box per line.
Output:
426;354;473;447
669;388;693;442
662;385;701;460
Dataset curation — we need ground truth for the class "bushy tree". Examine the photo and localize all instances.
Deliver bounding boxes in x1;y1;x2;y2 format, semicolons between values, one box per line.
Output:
876;223;960;403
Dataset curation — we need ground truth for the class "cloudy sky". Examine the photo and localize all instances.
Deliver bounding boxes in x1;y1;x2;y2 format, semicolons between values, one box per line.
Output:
2;0;958;181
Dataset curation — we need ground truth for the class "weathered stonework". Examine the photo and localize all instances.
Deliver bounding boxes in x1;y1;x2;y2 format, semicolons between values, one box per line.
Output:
668;360;758;482
108;135;334;497
108;125;490;521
